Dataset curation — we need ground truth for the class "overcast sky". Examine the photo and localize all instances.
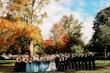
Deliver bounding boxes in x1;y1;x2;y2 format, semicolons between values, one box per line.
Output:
39;0;110;44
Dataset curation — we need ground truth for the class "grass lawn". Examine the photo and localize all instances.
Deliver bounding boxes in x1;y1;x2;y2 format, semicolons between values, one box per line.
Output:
0;60;15;66
95;60;110;69
75;60;110;73
0;60;110;73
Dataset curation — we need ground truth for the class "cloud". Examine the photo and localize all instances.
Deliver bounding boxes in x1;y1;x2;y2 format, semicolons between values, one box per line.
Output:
81;17;94;44
40;0;92;44
39;0;72;40
39;0;109;44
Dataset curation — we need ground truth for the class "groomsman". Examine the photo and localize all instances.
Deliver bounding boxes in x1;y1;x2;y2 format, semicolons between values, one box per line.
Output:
81;54;85;70
84;53;88;70
64;54;68;70
88;53;92;70
59;55;63;71
91;52;95;70
66;54;71;70
71;54;75;70
74;54;78;70
54;54;60;71
61;55;65;71
77;54;81;70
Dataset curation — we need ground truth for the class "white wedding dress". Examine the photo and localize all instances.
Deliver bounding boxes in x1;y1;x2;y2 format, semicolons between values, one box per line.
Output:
46;61;56;71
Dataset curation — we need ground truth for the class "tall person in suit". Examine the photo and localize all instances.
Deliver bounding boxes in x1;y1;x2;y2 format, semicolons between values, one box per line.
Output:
54;54;60;71
81;54;85;70
91;52;95;70
84;53;88;70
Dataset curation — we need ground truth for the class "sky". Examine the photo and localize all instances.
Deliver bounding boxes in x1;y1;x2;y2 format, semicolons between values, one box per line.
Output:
0;0;109;44
39;0;110;44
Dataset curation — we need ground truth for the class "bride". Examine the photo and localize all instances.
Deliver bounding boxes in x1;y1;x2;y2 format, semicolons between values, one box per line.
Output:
46;54;56;71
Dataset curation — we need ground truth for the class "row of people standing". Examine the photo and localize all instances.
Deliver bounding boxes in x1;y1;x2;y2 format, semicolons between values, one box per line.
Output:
14;54;56;72
54;52;95;71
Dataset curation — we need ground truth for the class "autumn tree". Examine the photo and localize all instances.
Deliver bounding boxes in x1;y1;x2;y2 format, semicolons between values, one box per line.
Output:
49;22;69;53
0;0;55;54
0;18;43;54
44;39;53;48
0;0;50;24
61;14;84;53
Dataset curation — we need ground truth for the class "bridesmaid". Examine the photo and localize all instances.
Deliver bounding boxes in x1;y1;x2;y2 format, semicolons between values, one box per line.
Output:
39;55;47;72
14;55;27;72
33;55;39;72
20;55;27;72
14;54;21;72
26;55;33;72
44;55;50;71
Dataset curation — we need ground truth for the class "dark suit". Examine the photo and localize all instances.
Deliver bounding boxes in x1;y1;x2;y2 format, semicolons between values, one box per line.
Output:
78;55;81;70
71;55;75;70
74;55;78;70
91;53;95;70
81;55;85;70
88;54;92;70
84;54;88;70
54;55;60;70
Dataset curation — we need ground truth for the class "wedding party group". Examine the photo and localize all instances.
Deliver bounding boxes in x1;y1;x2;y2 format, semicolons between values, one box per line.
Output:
14;52;95;72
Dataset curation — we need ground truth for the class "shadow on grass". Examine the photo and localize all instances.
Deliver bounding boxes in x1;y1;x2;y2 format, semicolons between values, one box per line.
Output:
95;60;110;70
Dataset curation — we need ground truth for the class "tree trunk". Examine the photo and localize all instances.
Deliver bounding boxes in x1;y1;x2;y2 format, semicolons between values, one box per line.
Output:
104;46;107;63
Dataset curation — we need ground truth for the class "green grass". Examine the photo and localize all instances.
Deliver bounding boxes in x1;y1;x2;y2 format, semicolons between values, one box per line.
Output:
74;60;110;73
0;60;15;66
95;60;110;69
75;71;110;73
0;60;110;73
0;60;15;63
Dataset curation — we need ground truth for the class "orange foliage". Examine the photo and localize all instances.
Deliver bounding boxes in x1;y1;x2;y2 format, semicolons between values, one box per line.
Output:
10;4;22;11
0;18;42;52
10;0;29;11
44;39;53;48
52;22;69;50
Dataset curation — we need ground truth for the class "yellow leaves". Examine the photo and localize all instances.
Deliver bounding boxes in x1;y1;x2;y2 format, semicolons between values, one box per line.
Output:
12;13;23;19
37;19;43;24
26;24;42;43
23;0;29;6
14;0;29;6
15;0;24;3
10;4;22;11
33;46;39;54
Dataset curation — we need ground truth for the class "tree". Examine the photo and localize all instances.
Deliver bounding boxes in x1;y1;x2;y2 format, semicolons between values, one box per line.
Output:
0;0;49;24
0;19;43;54
61;14;84;53
96;25;110;60
44;39;53;48
50;22;69;52
88;6;110;59
0;0;55;54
